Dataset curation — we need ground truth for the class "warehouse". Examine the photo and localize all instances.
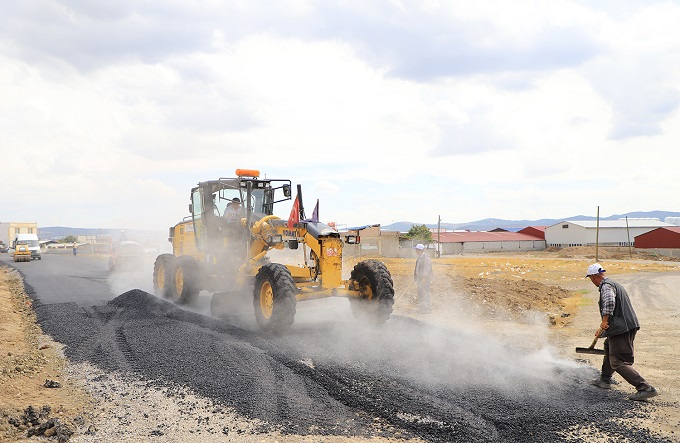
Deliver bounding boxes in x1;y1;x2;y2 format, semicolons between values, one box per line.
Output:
518;226;547;239
437;231;546;255
634;227;680;258
545;219;674;247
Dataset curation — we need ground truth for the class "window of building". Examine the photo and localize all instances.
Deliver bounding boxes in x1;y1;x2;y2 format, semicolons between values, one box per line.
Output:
562;224;569;229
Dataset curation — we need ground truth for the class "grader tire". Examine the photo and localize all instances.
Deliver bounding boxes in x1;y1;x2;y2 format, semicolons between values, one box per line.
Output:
253;263;296;334
153;254;175;299
349;260;394;324
169;256;201;305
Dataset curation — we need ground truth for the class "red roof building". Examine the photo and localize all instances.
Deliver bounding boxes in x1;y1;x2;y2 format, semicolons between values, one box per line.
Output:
634;227;680;249
518;226;547;240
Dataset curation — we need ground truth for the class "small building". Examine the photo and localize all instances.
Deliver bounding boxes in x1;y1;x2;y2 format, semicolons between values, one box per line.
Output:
436;231;546;255
343;224;400;258
518;226;547;240
545;219;673;247
634;227;680;258
0;222;39;246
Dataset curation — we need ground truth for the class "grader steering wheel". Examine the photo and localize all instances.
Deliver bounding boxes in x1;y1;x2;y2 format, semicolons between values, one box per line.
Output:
251;215;281;240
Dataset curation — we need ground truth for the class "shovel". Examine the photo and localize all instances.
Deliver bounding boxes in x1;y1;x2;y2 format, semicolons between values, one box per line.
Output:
396;281;415;300
575;335;605;355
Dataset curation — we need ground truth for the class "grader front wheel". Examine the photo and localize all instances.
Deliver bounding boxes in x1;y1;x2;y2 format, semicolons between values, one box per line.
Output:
348;260;395;324
169;256;201;305
253;263;296;334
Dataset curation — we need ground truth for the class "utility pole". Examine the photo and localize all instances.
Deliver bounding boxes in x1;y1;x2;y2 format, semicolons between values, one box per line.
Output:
595;206;600;261
626;216;632;258
437;215;441;258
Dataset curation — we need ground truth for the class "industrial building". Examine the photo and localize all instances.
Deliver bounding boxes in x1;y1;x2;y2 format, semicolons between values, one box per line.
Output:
518;226;547;239
634;227;680;258
545;219;674;247
0;222;39;247
436;231;546;254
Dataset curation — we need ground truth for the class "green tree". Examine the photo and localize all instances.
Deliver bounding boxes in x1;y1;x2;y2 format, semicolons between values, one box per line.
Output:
60;235;78;243
405;224;432;242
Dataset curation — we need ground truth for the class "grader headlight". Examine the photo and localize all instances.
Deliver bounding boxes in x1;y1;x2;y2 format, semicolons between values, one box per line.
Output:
267;234;283;245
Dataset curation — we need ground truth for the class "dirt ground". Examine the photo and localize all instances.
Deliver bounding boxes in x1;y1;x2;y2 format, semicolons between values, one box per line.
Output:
1;246;679;441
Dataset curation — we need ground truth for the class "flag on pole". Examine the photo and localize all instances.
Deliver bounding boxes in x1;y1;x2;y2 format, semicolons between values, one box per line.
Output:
287;195;300;229
310;199;319;223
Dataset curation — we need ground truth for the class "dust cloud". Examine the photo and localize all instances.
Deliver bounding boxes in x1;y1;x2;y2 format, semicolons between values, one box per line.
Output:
104;229;588;398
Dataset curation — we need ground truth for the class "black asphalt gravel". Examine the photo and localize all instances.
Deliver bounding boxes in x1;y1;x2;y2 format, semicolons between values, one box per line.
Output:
27;288;671;443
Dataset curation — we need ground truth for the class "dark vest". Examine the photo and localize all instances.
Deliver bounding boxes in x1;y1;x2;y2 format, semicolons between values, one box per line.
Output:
598;278;640;337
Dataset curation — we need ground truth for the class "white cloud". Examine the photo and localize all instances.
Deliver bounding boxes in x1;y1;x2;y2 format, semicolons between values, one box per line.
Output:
1;1;680;232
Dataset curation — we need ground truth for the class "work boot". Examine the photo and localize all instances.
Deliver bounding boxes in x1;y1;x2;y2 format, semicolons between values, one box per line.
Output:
591;377;614;389
629;386;658;401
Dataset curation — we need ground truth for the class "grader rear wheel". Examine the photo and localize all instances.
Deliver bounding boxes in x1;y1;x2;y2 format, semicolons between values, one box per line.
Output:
253;263;296;334
349;260;394;324
153;254;174;299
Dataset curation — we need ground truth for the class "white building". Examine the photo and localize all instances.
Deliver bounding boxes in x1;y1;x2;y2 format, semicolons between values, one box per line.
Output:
545;219;675;247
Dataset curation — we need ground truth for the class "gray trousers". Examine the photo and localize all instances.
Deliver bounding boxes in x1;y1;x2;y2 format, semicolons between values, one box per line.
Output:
416;277;431;310
601;329;649;390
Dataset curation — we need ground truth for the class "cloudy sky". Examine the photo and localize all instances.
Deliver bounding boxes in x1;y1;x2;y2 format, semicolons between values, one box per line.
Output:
2;0;679;231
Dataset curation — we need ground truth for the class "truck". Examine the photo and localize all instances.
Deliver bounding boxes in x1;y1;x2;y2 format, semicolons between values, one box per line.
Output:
153;169;394;333
13;233;41;260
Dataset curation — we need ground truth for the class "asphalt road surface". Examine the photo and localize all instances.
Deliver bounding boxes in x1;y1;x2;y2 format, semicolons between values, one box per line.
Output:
1;253;671;442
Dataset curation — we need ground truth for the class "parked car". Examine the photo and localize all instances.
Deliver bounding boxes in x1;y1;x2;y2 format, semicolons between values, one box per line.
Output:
0;243;8;253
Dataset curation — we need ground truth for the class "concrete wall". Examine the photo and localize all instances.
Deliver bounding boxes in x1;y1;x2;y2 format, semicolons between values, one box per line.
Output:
635;248;680;259
45;243;111;254
343;235;401;258
441;240;545;254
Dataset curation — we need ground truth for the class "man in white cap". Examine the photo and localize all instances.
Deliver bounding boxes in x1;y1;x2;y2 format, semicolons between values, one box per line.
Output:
586;263;657;400
413;244;433;313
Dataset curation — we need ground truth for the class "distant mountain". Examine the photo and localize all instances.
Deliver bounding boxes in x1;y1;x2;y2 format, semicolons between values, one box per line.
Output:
381;210;680;233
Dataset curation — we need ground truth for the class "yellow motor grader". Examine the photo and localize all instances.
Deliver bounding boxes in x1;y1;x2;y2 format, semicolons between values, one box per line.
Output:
152;169;394;333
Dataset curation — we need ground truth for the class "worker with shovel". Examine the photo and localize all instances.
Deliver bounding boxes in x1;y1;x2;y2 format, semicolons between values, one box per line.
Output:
586;263;658;400
413;244;433;314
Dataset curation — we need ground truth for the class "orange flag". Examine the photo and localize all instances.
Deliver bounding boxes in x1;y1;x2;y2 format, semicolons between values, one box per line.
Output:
287;195;300;229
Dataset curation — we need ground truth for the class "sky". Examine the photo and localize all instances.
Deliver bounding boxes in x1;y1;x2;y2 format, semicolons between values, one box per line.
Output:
2;0;680;232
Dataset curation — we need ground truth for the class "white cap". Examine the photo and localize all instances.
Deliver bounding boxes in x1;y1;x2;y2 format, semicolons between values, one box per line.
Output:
414;244;425;250
585;263;605;277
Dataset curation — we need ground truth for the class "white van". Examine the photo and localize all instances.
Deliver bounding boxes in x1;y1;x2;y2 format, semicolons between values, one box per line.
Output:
13;233;41;260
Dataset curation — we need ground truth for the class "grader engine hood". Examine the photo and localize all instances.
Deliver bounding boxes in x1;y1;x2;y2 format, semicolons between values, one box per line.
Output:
304;222;339;240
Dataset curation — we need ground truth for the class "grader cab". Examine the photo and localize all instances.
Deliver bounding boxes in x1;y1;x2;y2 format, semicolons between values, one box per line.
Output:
153;169;394;333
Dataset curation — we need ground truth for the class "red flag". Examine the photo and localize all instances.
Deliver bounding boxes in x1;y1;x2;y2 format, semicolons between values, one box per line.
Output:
287;195;300;229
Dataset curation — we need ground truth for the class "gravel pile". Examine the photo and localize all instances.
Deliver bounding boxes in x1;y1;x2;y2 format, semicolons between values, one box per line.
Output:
32;289;671;442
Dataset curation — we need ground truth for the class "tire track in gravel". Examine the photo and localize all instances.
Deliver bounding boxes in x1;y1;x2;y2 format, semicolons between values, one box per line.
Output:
33;289;674;443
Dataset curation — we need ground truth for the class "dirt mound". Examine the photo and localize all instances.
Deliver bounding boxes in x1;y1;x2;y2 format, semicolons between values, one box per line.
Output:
555;246;680;261
461;277;573;317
